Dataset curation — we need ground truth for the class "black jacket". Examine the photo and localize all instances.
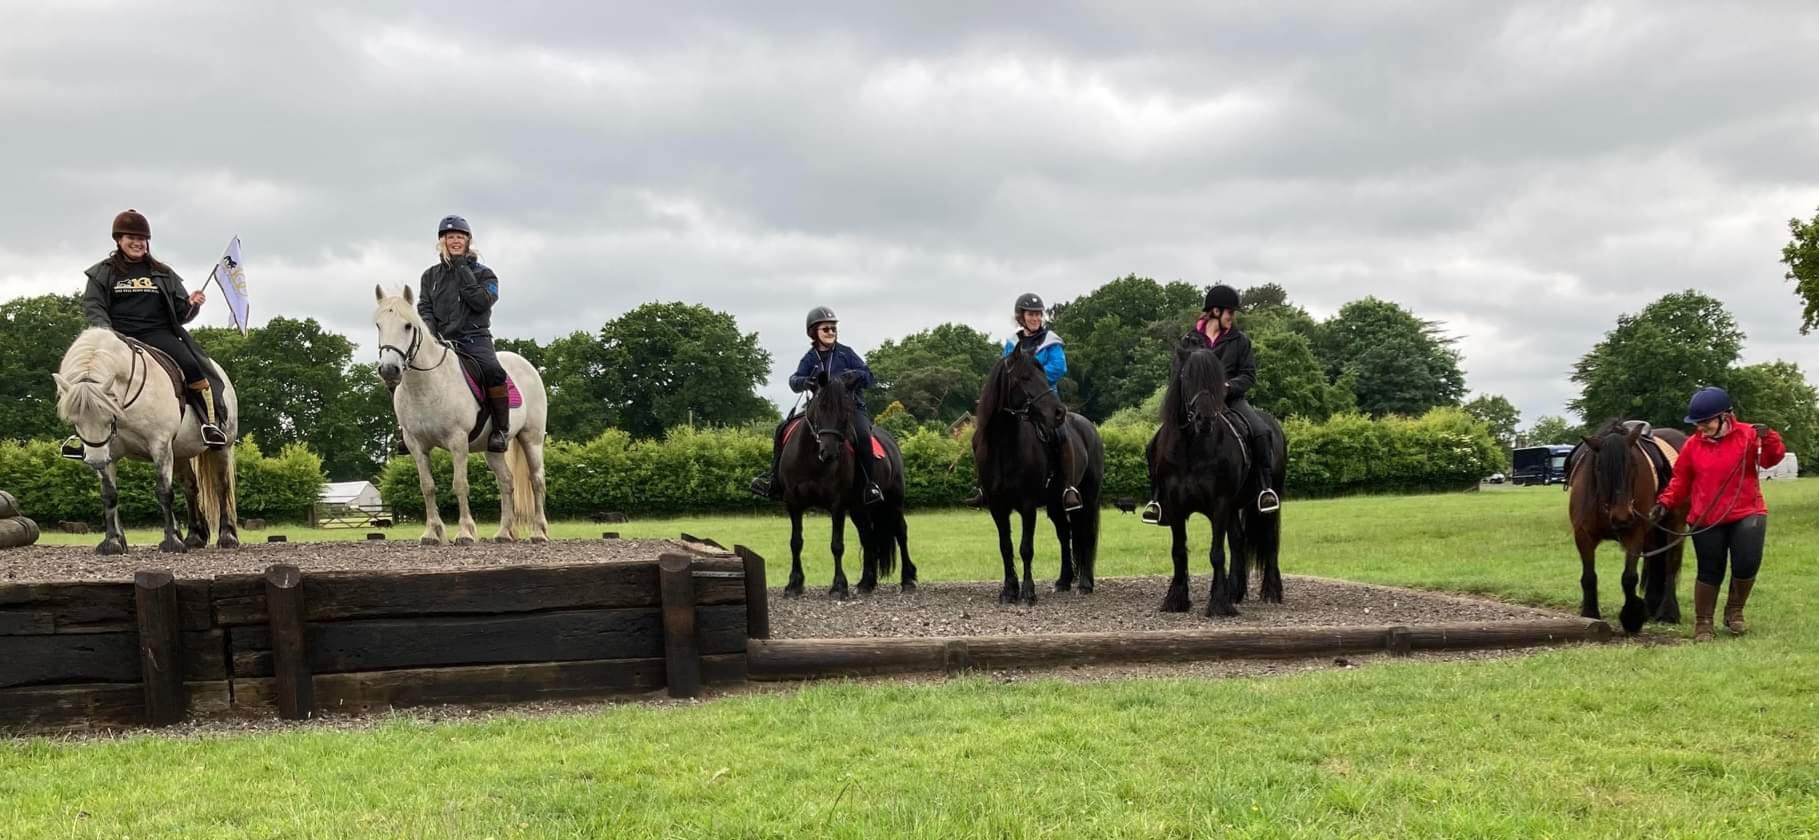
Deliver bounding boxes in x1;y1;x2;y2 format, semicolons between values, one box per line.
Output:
417;255;498;340
1184;325;1257;401
82;256;201;333
789;342;874;412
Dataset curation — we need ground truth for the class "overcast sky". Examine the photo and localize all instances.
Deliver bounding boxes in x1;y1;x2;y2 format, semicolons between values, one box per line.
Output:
5;1;1818;425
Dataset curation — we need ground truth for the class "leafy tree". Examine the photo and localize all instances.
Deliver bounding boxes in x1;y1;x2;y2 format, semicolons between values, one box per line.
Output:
192;317;377;479
867;323;1000;423
598;302;776;439
1724;360;1819;472
1047;275;1204;420
1780;205;1819;334
1524;415;1583;447
1569;291;1743;428
540;331;614;442
1316;297;1466;416
1247;325;1354;422
0;294;86;441
494;337;546;369
1462;393;1521;450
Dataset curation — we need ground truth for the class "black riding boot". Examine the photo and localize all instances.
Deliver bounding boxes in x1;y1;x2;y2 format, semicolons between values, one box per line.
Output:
1250;429;1280;513
749;417;790;500
1141;435;1164;525
485;386;511;453
1050;426;1082;511
856;444;884;506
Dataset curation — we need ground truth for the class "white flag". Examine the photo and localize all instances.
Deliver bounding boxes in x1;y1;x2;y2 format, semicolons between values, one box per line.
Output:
210;237;250;335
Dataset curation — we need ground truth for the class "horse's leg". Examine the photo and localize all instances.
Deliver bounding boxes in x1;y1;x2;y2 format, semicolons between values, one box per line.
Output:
94;462;126;556
1049;501;1075;593
448;441;478;546
1227;508;1248;604
1660;540;1684;624
174;457;208;549
785;506;806;596
153;448;186;554
830;506;851;600
992;505;1018;604
1575;529;1600;620
524;438;550;543
1206;509;1238;617
212;450;239;550
1161;513;1190;612
854;506;879;596
413;446;446;546
1018;504;1039;606
484;450;515;544
896;509;916;593
1618;539;1646;634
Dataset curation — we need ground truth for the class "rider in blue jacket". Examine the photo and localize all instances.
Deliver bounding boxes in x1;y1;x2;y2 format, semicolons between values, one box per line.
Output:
967;293;1082;511
749;306;885;505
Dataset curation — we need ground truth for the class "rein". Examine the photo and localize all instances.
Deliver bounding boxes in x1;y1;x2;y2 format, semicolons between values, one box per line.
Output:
1000;379;1061;444
379;322;452;373
64;344;150;453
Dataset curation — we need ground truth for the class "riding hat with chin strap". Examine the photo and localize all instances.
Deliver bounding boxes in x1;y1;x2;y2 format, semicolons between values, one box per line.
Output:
805;306;838;338
1684;387;1732;424
1203;284;1241;312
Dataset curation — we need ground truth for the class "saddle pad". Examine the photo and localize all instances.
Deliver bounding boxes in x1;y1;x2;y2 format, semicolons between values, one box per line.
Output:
459;362;523;408
782;418;886;458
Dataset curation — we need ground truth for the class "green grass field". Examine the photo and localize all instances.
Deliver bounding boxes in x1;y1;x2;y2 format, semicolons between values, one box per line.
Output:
9;483;1819;838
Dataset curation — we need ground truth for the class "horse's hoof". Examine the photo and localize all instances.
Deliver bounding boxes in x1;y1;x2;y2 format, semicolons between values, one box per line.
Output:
96;539;126;556
218;535;239;550
183;534;207;549
530;536;549;545
1022;593;1038;607
783;585;805;598
856;583;876;597
158;538;187;554
1078;583;1094;596
454;537;475;547
901;581;917;594
1160;591;1189;613
1206;601;1240;618
1619;605;1646;635
999;588;1019;605
420;536;443;546
829;587;849;601
1054;581;1073;592
493;536;514;544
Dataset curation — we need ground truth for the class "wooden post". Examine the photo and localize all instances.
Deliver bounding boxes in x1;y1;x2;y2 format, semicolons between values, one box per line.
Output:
133;570;185;726
265;564;314;720
734;544;770;640
267;535;287;543
1385;626;1412;657
658;553;701;699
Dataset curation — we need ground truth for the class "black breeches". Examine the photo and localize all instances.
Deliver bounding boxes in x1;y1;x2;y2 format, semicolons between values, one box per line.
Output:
455;337;507;387
1232;397;1275;486
850;409;876;472
1691;515;1766;585
127;329;207;385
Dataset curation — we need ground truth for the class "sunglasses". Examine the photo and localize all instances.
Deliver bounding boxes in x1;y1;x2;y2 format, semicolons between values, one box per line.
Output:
817;325;838;333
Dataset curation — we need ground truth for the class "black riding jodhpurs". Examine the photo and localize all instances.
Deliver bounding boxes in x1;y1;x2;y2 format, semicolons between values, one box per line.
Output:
125;328;207;385
453;336;507;387
1691;514;1766;586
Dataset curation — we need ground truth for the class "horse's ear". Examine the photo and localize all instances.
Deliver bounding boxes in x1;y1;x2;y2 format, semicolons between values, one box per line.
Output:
1582;435;1602;451
51;373;68;395
402;285;414;304
373;284;385;302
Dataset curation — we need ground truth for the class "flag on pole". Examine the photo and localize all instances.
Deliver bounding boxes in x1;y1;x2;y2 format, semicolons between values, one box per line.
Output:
210;237;250;335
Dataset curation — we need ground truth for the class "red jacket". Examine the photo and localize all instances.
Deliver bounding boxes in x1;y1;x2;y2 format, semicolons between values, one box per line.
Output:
1657;422;1786;527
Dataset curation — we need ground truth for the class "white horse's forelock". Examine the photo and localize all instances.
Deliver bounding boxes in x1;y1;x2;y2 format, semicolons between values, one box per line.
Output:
56;329;131;424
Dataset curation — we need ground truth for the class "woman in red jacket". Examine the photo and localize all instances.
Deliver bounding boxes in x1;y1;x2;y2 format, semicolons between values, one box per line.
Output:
1652;387;1786;641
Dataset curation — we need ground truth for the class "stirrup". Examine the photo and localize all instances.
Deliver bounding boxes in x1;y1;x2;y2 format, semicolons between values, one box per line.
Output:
1061;487;1083;512
485;431;510;454
200;424;228;449
1139;501;1163;525
748;476;773;499
60;436;86;460
864;483;885;505
1256;488;1281;514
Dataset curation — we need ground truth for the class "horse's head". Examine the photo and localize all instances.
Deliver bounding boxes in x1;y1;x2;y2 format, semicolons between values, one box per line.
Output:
998;347;1064;435
52;329;132;466
372;285;428;388
1169;343;1228;436
805;370;857;464
1581;422;1648;530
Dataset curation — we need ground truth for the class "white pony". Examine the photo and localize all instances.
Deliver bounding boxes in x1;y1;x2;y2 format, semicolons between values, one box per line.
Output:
373;286;549;544
53;328;239;554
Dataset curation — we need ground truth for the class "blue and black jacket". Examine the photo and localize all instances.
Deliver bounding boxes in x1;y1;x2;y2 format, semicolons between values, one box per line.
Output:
789;342;874;412
1001;328;1067;392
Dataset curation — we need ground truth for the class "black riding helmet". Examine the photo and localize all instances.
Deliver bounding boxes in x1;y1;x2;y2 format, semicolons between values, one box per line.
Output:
805;306;838;339
1203;284;1241;312
438;215;473;237
1015;292;1045;313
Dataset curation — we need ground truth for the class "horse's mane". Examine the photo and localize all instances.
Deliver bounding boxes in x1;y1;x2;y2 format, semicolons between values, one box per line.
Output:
1155;342;1228;471
808;370;856;428
374;292;426;328
56;328;132;424
971;355;1011;463
1590;418;1641;508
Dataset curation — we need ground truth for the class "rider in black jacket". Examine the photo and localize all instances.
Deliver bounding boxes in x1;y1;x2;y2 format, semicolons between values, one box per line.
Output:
416;215;511;454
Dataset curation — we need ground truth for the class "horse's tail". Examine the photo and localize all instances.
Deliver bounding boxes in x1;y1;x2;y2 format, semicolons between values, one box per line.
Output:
193;444;237;538
1074;499;1100;578
1241;500;1280;583
508;437;536;540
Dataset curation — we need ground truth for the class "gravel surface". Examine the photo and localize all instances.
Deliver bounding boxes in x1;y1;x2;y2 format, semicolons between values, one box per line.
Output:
768;574;1569;638
0;538;691;582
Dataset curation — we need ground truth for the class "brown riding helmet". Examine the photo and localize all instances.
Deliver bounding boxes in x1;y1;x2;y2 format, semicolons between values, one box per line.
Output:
112;209;151;240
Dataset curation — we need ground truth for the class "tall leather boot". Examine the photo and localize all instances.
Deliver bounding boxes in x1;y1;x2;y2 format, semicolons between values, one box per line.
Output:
1251;429;1280;513
1052;428;1082;511
1724;577;1755;636
1692;581;1720;642
856;443;884;505
485;385;511;453
191;381;228;448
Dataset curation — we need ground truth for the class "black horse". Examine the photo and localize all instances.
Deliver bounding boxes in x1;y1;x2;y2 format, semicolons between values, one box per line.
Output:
776;372;915;598
972;347;1104;605
1149;343;1285;617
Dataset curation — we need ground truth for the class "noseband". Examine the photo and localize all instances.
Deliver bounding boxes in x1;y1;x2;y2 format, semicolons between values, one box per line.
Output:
378;321;451;372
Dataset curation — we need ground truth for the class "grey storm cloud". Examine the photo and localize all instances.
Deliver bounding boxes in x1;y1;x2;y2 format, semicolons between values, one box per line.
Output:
4;1;1818;423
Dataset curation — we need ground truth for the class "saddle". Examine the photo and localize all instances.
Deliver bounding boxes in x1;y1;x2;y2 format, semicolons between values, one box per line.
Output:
1566;421;1678;491
120;337;227;423
455;354;523;444
782;417;886;458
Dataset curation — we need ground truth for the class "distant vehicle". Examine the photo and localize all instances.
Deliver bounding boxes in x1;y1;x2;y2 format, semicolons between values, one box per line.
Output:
1761;452;1799;481
1512;445;1576;486
1486;473;1506;484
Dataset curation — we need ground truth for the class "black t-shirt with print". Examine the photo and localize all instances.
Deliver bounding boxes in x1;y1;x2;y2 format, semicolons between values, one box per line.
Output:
109;261;167;335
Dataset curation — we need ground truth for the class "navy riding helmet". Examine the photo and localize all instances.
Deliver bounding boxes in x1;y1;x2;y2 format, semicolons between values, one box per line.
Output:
1684;386;1732;424
438;215;472;237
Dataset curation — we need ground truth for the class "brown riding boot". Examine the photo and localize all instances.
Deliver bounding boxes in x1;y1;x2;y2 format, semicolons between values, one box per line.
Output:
1692;581;1720;642
1724;577;1755;636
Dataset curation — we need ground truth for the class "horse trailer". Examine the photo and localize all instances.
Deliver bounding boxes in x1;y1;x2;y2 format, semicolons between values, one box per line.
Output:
1512;445;1576;486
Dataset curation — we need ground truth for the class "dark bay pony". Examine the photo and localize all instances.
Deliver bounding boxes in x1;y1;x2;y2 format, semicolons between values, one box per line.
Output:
1567;421;1688;633
776;372;915;598
1150;343;1285;616
972;347;1104;605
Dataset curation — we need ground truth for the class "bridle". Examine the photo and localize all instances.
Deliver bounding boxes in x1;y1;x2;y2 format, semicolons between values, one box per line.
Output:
379;320;451;372
64;344;149;454
1001;377;1061;444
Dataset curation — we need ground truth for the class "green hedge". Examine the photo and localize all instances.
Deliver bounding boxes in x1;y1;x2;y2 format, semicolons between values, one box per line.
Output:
380;409;1503;518
0;436;326;525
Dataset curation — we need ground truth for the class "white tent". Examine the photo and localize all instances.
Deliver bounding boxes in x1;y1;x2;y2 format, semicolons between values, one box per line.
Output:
1761;452;1799;481
319;481;382;509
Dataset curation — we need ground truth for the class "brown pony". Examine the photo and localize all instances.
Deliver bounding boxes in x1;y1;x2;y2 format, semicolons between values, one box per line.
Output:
1567;421;1687;633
